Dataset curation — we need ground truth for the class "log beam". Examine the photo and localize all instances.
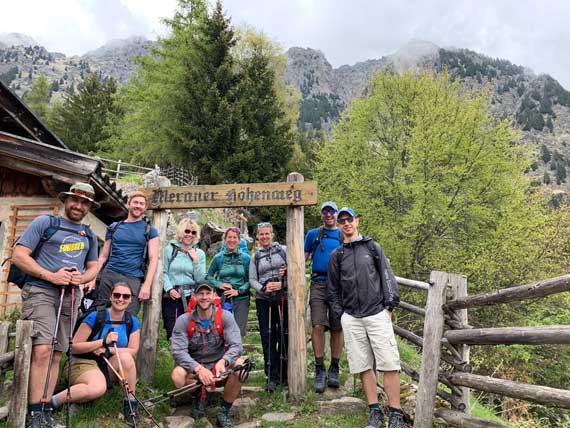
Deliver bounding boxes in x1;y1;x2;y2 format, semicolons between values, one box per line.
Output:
435;408;508;428
444;325;570;345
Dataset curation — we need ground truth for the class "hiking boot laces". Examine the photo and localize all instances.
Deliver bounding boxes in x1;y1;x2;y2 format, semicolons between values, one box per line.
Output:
25;411;48;428
366;408;385;428
327;365;340;388
388;409;405;428
216;409;233;428
42;409;64;428
314;365;326;393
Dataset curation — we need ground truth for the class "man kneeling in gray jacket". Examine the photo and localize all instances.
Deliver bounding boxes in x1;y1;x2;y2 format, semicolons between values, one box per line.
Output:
171;281;245;428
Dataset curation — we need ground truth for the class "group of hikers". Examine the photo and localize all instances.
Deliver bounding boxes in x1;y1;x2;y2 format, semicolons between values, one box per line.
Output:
11;182;406;428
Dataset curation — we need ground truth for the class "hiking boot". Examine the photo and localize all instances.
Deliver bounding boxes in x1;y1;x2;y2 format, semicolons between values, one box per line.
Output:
365;408;385;428
25;411;48;428
327;365;340;388
216;408;233;428
314;365;326;393
388;409;405;428
42;410;64;428
191;397;207;419
123;399;140;427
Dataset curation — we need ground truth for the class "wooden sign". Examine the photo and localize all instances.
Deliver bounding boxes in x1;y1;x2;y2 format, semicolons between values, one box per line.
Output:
141;181;318;209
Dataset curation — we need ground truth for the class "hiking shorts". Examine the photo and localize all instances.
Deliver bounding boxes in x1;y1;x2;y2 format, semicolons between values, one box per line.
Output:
309;280;342;331
341;310;400;374
21;283;80;352
65;358;100;384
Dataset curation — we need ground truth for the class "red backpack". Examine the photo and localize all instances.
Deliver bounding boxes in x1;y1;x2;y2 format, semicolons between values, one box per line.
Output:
186;295;224;339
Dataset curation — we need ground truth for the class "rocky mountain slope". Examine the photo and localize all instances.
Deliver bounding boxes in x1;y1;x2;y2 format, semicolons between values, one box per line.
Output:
1;34;569;194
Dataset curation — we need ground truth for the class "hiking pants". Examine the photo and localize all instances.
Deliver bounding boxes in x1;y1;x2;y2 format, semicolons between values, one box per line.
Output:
256;297;288;384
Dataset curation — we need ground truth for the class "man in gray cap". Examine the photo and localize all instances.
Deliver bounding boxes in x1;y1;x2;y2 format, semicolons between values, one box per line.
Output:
327;207;405;428
170;281;245;428
12;182;99;428
304;201;344;393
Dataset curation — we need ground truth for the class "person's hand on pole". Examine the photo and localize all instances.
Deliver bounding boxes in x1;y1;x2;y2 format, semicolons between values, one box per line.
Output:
195;365;215;386
169;288;181;300
215;359;228;380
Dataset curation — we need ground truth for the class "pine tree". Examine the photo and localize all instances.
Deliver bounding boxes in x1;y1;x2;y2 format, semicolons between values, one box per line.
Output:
23;75;51;121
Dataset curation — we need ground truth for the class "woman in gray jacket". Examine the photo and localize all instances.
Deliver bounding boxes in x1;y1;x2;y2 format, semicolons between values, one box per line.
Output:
249;222;287;392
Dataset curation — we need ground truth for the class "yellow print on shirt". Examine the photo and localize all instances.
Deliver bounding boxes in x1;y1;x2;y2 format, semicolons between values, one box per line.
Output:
59;242;85;253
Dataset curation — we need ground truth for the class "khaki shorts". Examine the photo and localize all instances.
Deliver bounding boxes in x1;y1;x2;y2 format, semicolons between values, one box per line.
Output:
21;283;81;352
309;280;342;331
341;310;400;374
64;358;101;385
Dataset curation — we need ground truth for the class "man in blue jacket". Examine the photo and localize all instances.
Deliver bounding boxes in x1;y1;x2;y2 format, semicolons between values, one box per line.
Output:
304;201;344;393
327;207;404;428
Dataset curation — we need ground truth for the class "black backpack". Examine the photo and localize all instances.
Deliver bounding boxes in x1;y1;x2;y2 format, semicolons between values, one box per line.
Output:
336;238;380;274
73;306;134;343
254;245;287;276
3;215;96;289
309;226;344;259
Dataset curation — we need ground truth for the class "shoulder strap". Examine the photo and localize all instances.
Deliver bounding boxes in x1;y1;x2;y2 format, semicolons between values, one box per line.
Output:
214;305;224;337
168;243;181;271
310;226;324;259
217;251;225;272
141;219;152;270
125;312;134;337
365;239;381;273
109;220;123;237
87;308;108;341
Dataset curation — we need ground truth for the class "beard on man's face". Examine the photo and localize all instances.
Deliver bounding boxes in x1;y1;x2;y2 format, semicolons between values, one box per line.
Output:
64;201;90;222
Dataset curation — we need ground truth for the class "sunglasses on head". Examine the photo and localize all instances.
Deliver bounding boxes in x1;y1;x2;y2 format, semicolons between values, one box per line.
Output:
226;227;240;233
112;292;132;300
338;216;355;225
321;208;337;215
184;229;198;235
257;222;272;228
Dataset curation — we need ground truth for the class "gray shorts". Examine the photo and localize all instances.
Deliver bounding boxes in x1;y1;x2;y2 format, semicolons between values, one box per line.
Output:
97;269;142;315
309;280;342;331
21;283;80;352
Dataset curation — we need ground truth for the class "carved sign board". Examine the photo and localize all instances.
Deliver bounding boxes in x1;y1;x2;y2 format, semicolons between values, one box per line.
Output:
141;181;318;209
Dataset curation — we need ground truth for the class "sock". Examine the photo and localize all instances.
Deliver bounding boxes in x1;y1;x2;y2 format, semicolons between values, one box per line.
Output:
49;395;61;410
315;357;324;368
369;403;381;412
221;400;233;412
330;358;340;369
388;406;402;414
28;403;43;413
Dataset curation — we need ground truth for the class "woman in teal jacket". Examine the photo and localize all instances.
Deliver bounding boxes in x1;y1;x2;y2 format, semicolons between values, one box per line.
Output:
162;218;206;340
206;227;250;336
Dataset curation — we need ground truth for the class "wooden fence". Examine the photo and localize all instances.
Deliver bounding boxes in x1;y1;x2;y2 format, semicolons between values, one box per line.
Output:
0;320;34;427
398;272;570;427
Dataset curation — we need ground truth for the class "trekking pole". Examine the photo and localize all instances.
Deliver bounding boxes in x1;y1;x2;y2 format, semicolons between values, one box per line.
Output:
65;285;77;428
112;342;139;428
267;301;272;385
40;286;66;414
279;265;288;386
101;356;161;428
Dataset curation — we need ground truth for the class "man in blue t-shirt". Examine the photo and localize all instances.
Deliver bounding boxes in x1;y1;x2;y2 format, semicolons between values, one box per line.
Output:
304;201;344;393
91;191;159;314
12;182;100;428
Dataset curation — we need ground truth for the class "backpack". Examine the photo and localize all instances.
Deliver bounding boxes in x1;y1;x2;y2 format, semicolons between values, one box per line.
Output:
186;294;224;339
336;238;380;275
73;306;134;343
4;215;96;289
215;246;249;278
107;219;152;274
309;226;344;259
253;245;287;277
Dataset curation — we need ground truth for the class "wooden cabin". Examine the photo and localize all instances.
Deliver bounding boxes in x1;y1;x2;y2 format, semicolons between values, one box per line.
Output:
0;81;127;317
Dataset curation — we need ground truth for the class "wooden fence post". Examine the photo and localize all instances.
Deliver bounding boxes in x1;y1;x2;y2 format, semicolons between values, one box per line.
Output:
448;273;470;414
137;209;168;382
286;172;307;401
414;271;448;428
0;321;10;396
9;320;33;428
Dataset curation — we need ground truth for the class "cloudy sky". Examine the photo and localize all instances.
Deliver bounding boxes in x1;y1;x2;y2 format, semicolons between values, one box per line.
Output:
1;0;569;88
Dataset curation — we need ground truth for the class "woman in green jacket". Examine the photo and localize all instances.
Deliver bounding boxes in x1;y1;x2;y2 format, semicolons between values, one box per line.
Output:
206;227;250;336
162;218;206;340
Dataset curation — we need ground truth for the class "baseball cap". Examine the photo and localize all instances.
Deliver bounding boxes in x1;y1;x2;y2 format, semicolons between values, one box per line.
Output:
58;182;101;209
320;201;338;211
337;207;356;218
195;281;215;292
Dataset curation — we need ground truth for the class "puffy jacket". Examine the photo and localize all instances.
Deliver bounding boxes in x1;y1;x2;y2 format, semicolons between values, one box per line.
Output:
327;237;399;319
249;242;287;302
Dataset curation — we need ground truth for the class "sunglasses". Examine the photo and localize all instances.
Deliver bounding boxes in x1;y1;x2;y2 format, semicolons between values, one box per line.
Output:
338;216;355;225
257;222;272;228
112;292;132;300
226;227;240;233
321;208;337;215
184;229;198;235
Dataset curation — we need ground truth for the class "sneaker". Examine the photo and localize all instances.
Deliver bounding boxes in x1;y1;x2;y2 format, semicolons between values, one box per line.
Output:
314;365;326;393
366;408;385;428
216;408;233;428
123;399;140;427
42;410;64;428
327;365;340;388
388;409;405;428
